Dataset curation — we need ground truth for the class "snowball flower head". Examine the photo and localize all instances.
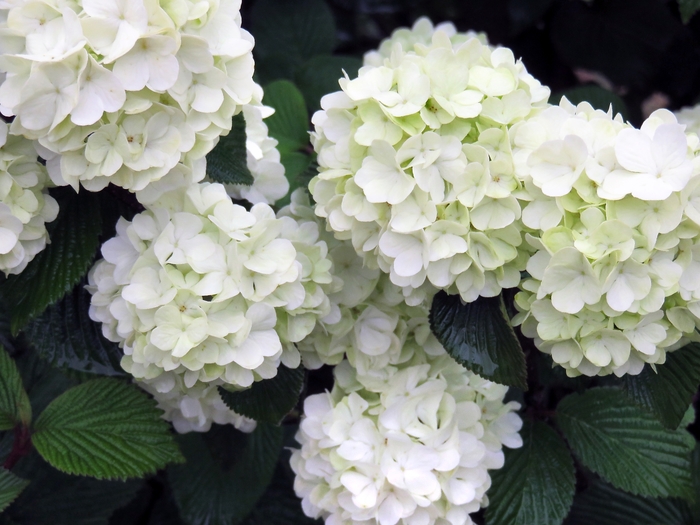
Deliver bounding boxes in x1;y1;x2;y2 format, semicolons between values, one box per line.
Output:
291;351;522;525
0;121;58;274
0;0;256;191
87;182;335;388
512;100;700;377
310;18;549;304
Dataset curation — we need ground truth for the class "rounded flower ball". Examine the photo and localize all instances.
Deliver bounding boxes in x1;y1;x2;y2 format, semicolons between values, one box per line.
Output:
512;100;700;377
0;0;256;192
291;353;523;525
310;19;549;304
0;121;58;274
86;181;335;388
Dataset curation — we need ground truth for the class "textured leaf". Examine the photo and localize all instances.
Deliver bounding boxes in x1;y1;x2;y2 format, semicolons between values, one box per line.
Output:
24;282;124;376
0;347;30;430
692;445;700;521
2;187;102;334
218;365;304;424
169;423;283;525
295;55;362;111
32;378;183;479
206;112;254;186
679;0;700;23
553;85;629;120
251;0;336;64
6;452;141;525
557;387;694;499
566;480;693;525
262;80;309;154
0;469;28;513
486;421;575;525
429;291;527;389
622;343;700;429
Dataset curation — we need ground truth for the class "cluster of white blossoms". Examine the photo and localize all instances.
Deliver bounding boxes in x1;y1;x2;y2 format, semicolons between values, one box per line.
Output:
512;100;700;376
310;17;549;304
0;0;256;192
0;120;58;274
87;182;335;396
291;352;523;525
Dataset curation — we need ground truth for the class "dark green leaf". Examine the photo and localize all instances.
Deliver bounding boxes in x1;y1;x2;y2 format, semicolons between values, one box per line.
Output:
251;0;336;65
691;445;700;521
429;291;527;389
263;81;309;154
6;452;141;525
566;480;693;525
621;343;700;429
206;112;254;186
486;421;575;525
15;347;76;418
0;469;28;513
2;187;102;334
679;0;700;23
0;347;30;430
169;423;283;525
275;152;313;207
295;55;362;112
557;387;694;499
24;282;124;377
32;378;183;479
553;85;629;120
218;365;304;424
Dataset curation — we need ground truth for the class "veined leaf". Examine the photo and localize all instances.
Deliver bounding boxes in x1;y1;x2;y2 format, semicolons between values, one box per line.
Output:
262;81;309;154
32;378;183;479
0;469;28;513
206;112;254;186
0;347;30;430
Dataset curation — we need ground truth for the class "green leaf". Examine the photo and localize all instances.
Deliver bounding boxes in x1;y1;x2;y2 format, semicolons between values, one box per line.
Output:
485;421;575;525
32;378;183;479
0;469;28;513
15;347;76;418
679;0;700;23
0;347;30;430
295;55;362;112
262;81;309;154
24;282;124;377
206;112;254;186
429;291;527;389
566;480;693;525
251;0;336;65
218;365;304;424
556;387;694;499
621;343;700;429
553;85;628;120
692;444;700;521
168;423;283;525
2;187;102;334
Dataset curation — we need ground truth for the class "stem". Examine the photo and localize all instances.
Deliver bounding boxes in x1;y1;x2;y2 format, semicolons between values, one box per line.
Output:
4;425;31;470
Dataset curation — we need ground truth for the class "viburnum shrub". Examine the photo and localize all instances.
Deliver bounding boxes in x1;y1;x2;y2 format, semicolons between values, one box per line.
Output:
0;2;697;525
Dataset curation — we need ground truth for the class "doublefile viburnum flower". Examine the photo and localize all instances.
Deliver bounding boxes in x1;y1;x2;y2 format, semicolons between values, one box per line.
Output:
310;17;548;304
512;99;700;377
290;351;522;525
0;0;256;191
0;121;58;275
86;181;335;391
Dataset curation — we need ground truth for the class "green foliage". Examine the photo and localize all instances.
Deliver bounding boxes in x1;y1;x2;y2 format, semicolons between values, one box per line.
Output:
0;347;30;430
24;282;123;376
553;85;629;120
429;292;527;389
263;80;310;154
169;423;283;525
206;112;254;186
32;378;183;479
218;365;304;424
622;343;700;429
566;480;693;525
556;388;694;500
0;469;28;513
1;187;102;334
486;421;575;525
679;0;700;23
295;55;362;111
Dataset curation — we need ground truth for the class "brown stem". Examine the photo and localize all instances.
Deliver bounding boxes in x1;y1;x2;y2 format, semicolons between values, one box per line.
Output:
4;425;31;471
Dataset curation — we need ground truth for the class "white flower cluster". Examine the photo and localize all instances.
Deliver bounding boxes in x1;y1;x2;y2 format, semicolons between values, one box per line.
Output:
291;352;522;525
310;18;549;303
87;182;335;394
0;120;58;274
0;0;256;191
512;100;700;376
